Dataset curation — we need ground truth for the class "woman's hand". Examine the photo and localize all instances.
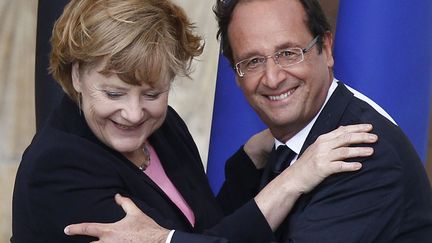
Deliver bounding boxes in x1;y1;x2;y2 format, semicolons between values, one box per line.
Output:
244;129;274;169
255;124;377;231
288;124;377;194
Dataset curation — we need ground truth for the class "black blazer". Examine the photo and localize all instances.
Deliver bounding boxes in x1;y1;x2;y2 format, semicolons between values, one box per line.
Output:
12;96;273;243
225;82;432;242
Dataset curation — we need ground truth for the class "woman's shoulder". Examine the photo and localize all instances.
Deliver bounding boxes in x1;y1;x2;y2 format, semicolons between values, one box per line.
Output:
19;120;119;179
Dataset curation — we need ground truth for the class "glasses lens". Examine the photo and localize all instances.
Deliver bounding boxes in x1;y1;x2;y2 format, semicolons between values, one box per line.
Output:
238;57;265;77
277;48;303;67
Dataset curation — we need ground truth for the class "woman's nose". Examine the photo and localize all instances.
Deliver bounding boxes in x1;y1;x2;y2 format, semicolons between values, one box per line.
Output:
120;99;144;123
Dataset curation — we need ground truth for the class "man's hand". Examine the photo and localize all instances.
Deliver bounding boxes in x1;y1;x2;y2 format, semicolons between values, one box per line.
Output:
64;194;170;243
244;129;274;169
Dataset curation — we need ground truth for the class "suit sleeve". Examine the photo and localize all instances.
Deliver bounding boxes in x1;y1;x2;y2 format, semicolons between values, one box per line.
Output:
284;138;406;242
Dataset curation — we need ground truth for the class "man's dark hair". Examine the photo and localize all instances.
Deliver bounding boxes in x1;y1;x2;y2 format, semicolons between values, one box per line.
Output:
214;0;331;66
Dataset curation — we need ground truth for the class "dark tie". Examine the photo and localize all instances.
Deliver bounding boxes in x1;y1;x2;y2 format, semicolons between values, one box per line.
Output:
260;145;296;189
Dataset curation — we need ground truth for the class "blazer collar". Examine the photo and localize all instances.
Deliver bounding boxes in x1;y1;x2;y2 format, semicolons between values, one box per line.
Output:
56;96;196;228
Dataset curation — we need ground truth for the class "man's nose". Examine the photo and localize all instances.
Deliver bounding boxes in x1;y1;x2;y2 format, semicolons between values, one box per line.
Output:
261;57;285;89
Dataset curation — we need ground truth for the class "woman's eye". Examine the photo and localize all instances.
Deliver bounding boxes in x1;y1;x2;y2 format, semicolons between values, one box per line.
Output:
104;91;124;99
143;92;160;100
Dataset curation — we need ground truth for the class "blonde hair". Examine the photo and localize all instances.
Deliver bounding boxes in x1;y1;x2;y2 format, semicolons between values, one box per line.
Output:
49;0;203;103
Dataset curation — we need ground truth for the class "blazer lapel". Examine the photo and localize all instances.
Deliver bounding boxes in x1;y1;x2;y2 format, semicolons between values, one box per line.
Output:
149;128;198;228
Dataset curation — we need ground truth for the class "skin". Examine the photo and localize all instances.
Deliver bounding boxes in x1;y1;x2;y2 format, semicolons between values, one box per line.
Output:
228;0;334;142
71;62;170;166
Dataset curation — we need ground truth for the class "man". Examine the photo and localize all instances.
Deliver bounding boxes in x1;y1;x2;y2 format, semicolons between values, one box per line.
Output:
66;0;432;242
214;0;432;241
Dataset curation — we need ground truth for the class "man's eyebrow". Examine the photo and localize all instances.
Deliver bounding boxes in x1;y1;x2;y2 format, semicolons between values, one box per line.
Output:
236;41;300;61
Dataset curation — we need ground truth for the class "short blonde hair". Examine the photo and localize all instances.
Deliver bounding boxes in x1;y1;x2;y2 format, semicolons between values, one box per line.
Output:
49;0;203;103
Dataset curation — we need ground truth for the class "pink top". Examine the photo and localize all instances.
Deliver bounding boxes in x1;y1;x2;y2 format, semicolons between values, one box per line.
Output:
143;143;195;226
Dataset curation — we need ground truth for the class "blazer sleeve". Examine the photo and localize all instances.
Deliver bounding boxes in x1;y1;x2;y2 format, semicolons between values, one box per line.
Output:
21;142;177;242
217;147;263;214
171;231;229;243
166;108;274;243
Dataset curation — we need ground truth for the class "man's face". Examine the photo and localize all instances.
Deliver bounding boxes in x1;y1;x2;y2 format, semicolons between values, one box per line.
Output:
228;0;334;142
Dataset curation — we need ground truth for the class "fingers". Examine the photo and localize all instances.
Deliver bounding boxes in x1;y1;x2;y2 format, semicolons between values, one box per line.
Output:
317;127;377;150
114;194;141;215
337;132;378;146
328;161;362;173
64;223;104;237
328;146;374;161
320;124;373;140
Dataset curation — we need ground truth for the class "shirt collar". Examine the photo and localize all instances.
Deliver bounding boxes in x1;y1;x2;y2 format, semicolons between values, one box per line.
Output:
274;79;338;154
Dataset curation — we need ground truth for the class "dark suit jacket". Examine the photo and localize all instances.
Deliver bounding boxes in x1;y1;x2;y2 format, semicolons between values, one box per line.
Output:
225;82;432;242
12;95;273;243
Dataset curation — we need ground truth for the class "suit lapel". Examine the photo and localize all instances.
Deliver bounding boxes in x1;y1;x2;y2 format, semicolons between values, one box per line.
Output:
278;83;357;240
299;83;355;156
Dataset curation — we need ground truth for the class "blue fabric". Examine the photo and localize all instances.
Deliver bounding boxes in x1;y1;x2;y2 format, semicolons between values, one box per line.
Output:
207;54;266;194
333;0;432;162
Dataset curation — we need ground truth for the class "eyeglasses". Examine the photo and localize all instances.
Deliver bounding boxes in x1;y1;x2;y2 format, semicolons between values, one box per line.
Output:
234;36;319;78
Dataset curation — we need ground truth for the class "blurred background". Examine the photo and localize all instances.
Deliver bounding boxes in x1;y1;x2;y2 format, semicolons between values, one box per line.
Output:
0;0;430;242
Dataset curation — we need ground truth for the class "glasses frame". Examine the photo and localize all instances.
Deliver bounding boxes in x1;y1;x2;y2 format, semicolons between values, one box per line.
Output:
234;36;320;78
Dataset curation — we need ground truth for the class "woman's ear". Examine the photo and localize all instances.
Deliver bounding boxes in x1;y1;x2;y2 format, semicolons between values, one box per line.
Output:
71;63;82;93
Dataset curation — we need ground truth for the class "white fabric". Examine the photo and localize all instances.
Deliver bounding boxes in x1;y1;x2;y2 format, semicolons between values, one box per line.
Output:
166;230;175;243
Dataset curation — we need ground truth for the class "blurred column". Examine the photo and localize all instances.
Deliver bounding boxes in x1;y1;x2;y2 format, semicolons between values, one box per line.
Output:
35;0;69;131
0;0;38;241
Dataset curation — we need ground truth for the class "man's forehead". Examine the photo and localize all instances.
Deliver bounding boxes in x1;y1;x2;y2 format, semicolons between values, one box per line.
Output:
227;0;309;59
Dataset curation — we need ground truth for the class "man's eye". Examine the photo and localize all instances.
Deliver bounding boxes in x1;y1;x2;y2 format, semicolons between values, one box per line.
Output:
104;91;124;99
278;49;301;60
246;57;264;69
279;50;297;57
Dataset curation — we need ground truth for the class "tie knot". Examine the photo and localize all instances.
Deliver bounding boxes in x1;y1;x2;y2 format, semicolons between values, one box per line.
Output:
259;145;297;189
273;145;296;174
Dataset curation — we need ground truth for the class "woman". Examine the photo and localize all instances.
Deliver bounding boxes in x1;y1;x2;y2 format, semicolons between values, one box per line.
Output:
11;0;376;242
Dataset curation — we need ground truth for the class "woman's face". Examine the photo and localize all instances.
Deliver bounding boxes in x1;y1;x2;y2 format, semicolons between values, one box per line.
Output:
72;62;170;157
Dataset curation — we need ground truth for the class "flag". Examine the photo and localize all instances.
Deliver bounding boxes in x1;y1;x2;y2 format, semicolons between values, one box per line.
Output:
333;0;432;163
207;54;266;194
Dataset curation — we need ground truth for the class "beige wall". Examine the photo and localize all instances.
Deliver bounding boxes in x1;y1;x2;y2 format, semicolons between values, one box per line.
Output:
0;0;37;242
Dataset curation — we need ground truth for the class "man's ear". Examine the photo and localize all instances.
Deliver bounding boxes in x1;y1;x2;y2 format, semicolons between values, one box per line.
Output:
322;31;334;68
71;63;82;93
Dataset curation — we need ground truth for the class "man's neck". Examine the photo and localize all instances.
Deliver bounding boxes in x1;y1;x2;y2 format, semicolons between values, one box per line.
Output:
273;80;338;155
